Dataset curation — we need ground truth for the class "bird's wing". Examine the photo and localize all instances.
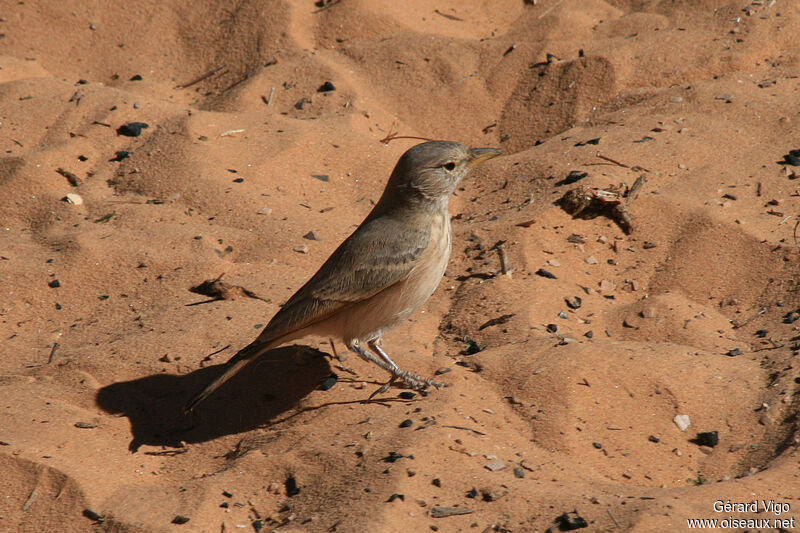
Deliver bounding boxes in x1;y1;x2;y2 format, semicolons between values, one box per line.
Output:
257;214;431;344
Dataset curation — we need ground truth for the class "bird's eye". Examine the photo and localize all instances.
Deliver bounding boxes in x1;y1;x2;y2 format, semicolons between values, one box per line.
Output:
443;162;456;171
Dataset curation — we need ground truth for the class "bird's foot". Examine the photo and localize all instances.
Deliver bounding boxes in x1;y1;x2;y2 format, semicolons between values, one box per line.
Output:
368;368;444;399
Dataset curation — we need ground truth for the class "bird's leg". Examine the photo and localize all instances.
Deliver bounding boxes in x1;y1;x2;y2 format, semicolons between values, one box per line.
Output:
346;341;398;374
367;340;444;397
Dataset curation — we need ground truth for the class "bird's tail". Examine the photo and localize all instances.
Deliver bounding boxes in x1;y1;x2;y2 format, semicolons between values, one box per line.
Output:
184;340;275;413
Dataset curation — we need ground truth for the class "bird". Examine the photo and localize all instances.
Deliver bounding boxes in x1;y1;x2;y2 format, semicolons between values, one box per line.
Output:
185;140;501;412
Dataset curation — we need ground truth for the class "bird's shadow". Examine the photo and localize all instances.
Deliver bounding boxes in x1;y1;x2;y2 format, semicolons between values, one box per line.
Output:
95;346;331;452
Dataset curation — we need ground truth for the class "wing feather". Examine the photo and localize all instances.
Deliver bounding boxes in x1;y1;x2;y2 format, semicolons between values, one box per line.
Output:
257;215;430;343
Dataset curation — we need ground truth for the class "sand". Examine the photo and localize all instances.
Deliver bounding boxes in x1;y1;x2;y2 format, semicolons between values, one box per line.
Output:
1;0;800;531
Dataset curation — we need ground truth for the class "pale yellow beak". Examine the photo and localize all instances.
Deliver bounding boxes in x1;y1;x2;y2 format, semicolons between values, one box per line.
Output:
468;147;503;166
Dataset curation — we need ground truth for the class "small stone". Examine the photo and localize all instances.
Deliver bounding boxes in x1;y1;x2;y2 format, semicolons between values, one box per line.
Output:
431;478;441;487
64;193;84;205
386;493;404;503
484;459;506;471
399;419;413;428
547;258;561;267
642;241;657;249
670;96;683;103
584;255;598;265
257;207;273;215
583;330;593;338
694;431;719;447
699;445;713;455
565;296;582;309
48;279;61;288
430;506;473;518
755;329;768;338
535;268;557;279
726;348;742;357
513;466;524;478
116;122;149;137
74;422;97;429
295;97;309;110
546;324;558;333
640;307;656;318
317;81;336;92
722;193;738;201
312;174;329;182
434;368;451;375
253;519;264;532
319;373;338;390
83;508;104;522
293;244;309;254
172;516;190;525
674;414;691;431
285;475;300;496
592;442;602;449
598;279;616;292
110;150;130;162
302;231;318;240
648;435;660;443
399;391;416;399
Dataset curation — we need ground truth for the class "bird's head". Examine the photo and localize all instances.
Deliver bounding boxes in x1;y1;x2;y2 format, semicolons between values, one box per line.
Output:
381;141;502;210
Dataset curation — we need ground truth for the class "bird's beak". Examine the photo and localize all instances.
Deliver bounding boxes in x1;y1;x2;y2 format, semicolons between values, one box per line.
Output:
468;147;502;167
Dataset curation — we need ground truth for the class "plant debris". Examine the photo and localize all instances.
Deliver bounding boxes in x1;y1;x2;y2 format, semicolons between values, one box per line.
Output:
559;175;647;234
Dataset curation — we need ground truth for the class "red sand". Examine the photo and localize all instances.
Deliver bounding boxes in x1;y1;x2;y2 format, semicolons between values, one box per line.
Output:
1;1;800;531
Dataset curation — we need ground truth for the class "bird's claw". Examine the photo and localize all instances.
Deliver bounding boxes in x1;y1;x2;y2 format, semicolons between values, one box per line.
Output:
368;368;444;399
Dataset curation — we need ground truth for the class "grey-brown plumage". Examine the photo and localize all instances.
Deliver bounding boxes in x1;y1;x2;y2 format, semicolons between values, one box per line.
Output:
185;141;501;412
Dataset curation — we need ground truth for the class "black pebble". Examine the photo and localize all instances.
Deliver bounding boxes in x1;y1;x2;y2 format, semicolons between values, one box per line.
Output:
233;177;244;183
583;330;593;338
78;155;88;161
513;466;524;478
110;150;130;162
554;511;588;531
648;435;660;443
399;391;416;400
382;451;404;463
592;442;602;449
783;309;800;323
285;475;300;496
312;174;330;182
303;231;318;240
83;508;104;522
253;519;264;532
116;122;149;137
399;419;413;428
565;296;582;309
48;279;61;288
295;97;309;110
319;374;338;391
171;516;190;525
783;151;800;166
432;478;442;487
535;268;557;279
129;74;143;81
633;136;654;143
386;493;404;502
465;487;477;498
755;329;768;338
546;324;558;333
694;431;719;447
317;81;336;92
726;348;742;357
574;138;600;147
